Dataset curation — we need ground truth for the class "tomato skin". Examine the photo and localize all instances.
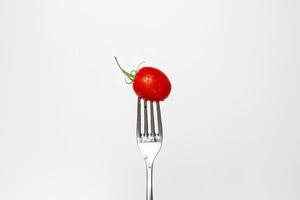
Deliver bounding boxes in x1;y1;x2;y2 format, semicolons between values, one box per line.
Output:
133;67;171;101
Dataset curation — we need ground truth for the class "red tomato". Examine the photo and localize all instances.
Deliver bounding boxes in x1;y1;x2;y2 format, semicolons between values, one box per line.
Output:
115;57;172;101
133;67;171;101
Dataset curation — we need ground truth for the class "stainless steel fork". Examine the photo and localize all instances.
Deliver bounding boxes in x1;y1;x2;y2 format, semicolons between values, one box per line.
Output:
136;97;163;200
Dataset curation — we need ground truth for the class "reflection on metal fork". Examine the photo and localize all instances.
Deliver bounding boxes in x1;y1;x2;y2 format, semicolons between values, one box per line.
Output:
136;97;163;200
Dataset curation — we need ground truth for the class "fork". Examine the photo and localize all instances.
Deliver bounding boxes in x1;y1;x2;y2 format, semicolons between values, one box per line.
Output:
136;97;163;200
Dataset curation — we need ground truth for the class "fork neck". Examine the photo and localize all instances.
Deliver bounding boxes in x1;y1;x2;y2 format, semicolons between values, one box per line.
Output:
145;157;155;168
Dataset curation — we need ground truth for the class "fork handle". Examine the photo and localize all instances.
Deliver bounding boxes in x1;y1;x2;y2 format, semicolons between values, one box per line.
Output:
146;162;154;200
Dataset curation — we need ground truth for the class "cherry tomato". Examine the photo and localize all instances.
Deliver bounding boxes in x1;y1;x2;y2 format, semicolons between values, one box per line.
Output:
133;67;171;101
115;57;171;101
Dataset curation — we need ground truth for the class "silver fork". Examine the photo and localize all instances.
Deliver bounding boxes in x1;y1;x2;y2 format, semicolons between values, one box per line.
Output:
136;97;163;200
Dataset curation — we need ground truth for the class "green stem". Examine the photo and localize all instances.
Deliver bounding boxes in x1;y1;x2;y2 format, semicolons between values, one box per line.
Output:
114;56;135;81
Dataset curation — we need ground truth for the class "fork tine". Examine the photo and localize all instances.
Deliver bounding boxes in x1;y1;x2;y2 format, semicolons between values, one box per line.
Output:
144;99;148;136
156;101;163;137
136;97;141;137
150;101;155;136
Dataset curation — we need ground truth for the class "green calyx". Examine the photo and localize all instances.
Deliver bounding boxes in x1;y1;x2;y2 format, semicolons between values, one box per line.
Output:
114;56;136;83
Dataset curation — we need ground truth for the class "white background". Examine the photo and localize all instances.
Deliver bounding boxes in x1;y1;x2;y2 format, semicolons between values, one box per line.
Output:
0;0;300;199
